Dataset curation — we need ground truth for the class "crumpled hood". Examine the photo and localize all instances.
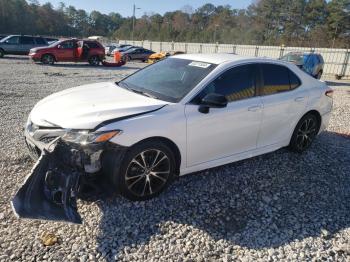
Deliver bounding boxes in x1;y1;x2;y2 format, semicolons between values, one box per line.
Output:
30;82;167;129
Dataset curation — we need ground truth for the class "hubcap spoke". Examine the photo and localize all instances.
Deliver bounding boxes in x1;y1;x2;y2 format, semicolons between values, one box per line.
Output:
151;150;161;167
127;176;144;190
150;171;168;182
131;159;145;169
148;179;153;195
125;149;170;197
126;174;143;181
152;155;167;169
140;151;148;168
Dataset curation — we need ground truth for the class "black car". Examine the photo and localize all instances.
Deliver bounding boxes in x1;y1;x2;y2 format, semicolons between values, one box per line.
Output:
0;35;48;58
121;47;155;62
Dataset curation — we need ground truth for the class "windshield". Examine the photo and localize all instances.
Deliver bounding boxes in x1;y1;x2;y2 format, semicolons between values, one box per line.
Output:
49;40;63;47
118;58;217;102
281;54;304;65
0;35;12;43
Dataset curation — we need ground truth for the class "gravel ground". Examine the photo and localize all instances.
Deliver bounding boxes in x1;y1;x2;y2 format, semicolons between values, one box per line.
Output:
0;56;349;262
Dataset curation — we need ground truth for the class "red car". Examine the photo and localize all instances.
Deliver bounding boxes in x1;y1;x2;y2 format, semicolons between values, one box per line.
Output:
29;39;105;66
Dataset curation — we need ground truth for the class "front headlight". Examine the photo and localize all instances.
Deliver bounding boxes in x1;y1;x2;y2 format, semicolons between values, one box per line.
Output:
62;130;122;145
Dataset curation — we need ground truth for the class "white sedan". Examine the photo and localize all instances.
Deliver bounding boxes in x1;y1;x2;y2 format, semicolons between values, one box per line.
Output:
17;54;333;222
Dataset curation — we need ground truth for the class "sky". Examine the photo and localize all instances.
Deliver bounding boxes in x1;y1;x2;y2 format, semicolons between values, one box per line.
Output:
36;0;252;17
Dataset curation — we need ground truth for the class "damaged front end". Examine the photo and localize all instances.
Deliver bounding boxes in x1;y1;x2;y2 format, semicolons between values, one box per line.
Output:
11;136;115;224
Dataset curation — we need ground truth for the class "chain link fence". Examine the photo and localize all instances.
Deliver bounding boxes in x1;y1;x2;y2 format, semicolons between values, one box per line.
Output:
117;40;349;79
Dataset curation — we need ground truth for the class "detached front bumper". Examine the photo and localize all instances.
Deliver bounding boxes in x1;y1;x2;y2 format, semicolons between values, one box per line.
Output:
14;133;127;223
12;140;85;223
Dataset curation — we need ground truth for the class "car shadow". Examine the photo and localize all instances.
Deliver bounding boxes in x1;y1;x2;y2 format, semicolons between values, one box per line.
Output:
92;131;350;260
1;55;29;61
325;80;350;87
45;63;143;70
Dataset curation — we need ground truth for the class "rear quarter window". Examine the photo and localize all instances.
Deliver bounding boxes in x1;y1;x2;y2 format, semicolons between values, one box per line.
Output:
289;70;301;90
35;38;46;45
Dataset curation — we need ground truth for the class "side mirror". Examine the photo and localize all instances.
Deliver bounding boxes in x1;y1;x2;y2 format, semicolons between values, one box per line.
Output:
57;45;62;49
198;93;228;114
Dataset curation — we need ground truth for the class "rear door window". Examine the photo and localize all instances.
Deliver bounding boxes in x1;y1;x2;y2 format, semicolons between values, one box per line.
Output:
260;64;291;95
20;36;35;45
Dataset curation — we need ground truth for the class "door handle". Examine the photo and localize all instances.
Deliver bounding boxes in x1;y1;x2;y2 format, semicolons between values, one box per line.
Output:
294;97;305;102
248;105;261;112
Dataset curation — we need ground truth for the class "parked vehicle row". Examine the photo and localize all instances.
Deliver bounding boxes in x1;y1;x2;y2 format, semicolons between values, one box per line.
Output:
0;35;326;77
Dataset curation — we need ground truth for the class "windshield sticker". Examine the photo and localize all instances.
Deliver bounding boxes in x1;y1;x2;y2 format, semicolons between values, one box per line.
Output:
188;61;211;68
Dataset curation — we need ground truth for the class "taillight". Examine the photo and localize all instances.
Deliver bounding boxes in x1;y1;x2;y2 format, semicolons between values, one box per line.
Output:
325;89;333;98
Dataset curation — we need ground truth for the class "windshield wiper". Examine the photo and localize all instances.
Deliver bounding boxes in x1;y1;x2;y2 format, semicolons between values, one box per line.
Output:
128;88;159;99
118;81;159;99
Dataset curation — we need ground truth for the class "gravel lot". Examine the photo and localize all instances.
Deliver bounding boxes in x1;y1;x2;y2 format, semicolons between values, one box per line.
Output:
0;56;349;262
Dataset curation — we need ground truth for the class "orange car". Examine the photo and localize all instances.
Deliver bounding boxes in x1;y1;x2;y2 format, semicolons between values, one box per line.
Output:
148;51;185;63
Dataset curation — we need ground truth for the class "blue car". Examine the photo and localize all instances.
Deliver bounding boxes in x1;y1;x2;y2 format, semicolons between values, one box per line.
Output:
281;52;324;79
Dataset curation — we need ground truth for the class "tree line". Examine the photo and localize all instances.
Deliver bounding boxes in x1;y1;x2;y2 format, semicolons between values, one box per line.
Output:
0;0;349;48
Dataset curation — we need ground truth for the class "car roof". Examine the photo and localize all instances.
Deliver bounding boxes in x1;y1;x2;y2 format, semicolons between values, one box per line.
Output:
172;53;264;64
285;52;321;56
7;35;45;38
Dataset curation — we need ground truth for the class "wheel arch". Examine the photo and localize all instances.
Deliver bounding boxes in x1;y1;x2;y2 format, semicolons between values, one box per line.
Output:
290;109;322;143
305;110;322;131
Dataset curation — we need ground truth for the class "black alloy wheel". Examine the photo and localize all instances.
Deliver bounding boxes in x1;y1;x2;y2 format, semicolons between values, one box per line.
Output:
112;141;176;201
290;114;319;152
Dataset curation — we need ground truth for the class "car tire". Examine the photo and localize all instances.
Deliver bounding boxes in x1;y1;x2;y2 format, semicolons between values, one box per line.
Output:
41;54;55;65
112;140;177;201
126;55;131;62
289;113;319;153
0;49;4;58
88;55;100;66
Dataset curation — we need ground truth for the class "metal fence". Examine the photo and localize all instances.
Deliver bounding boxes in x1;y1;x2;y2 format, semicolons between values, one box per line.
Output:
119;40;350;79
